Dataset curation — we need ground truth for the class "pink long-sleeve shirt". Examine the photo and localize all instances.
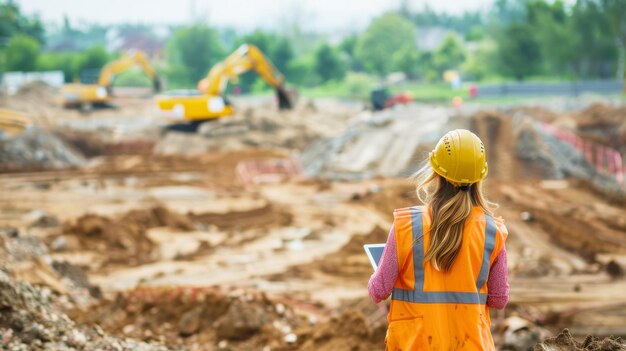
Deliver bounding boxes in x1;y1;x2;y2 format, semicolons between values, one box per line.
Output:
368;224;509;309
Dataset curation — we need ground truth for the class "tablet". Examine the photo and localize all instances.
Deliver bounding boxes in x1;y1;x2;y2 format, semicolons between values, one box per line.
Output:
363;244;385;271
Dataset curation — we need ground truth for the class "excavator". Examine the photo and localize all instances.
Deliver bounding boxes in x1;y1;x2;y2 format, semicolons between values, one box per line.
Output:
60;50;161;109
156;44;293;126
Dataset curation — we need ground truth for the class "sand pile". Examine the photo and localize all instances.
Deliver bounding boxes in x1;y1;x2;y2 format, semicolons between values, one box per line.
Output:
52;206;198;269
0;128;86;172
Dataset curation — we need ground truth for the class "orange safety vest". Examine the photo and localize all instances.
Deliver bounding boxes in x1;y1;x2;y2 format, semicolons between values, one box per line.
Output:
386;206;508;351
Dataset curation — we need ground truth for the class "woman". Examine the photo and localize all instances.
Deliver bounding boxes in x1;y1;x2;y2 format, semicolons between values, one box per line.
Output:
368;129;509;351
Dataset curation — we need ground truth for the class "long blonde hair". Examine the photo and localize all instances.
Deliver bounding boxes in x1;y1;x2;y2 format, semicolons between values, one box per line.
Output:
414;164;496;271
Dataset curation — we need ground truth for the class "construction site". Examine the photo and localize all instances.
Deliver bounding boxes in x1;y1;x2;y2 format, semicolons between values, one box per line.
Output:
1;74;625;350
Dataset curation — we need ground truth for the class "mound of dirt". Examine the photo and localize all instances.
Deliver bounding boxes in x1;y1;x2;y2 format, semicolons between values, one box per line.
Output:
275;225;389;280
511;106;561;123
191;204;293;231
574;103;626;147
316;225;388;278
72;286;310;350
54;206;197;268
0;272;173;350
60;214;158;267
59;131;155;157
532;328;625;350
0;227;99;302
354;182;416;219
0;128;86;172
296;309;386;351
123;206;196;232
574;103;626;129
499;183;626;262
471;110;517;180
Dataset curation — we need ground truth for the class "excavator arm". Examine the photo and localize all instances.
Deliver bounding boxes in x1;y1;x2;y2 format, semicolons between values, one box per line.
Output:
97;50;161;92
197;44;292;109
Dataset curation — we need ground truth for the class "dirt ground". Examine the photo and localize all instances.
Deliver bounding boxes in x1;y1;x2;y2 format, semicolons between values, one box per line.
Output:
1;86;625;350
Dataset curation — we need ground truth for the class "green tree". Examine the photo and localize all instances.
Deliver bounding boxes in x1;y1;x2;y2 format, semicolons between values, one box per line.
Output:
391;46;420;78
525;0;574;76
355;13;417;75
599;0;626;78
339;35;358;57
4;34;40;71
496;23;541;80
490;0;526;26
464;26;484;42
339;34;364;71
288;54;317;86
73;45;109;82
462;40;498;81
314;43;346;83
432;33;466;75
36;52;78;82
272;37;294;75
166;24;224;86
571;0;618;78
410;5;485;34
0;1;45;45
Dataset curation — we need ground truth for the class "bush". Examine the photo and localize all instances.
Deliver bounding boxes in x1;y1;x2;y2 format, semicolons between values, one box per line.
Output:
4;34;40;71
344;72;376;100
36;52;78;82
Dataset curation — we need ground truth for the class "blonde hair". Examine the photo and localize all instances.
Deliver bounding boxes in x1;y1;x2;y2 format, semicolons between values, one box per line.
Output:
413;163;496;271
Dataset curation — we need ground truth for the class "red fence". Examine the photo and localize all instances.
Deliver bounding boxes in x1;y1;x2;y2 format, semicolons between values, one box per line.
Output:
236;155;304;185
541;123;624;186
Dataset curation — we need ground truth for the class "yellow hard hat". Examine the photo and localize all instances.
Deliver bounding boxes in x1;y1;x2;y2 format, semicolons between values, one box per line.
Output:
429;129;488;185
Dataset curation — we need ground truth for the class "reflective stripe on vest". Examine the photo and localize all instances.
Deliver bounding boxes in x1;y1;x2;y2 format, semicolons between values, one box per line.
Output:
391;206;497;305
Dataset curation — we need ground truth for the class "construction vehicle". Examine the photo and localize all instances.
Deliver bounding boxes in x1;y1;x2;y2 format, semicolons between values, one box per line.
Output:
0;108;33;140
156;44;293;125
371;87;414;111
60;50;161;109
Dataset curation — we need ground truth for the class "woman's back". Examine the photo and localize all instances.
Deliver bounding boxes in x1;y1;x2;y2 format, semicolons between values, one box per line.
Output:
368;129;510;351
387;205;507;350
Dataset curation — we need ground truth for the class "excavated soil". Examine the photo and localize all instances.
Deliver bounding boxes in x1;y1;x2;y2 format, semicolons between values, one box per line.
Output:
191;204;293;231
52;206;197;268
570;103;626;148
533;329;626;350
273;225;389;281
498;182;626;262
2;90;626;350
295;309;387;351
72;286;310;350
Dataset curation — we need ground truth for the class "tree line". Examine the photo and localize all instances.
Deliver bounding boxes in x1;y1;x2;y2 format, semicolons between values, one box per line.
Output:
0;0;624;92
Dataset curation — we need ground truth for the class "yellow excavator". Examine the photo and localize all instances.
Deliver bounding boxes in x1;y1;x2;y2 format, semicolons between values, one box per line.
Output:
156;44;293;124
60;50;161;109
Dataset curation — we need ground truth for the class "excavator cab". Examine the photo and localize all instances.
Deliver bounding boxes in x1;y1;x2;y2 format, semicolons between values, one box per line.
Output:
371;87;389;111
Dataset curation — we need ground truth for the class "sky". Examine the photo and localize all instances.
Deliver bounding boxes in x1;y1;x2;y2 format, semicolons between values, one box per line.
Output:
18;0;494;32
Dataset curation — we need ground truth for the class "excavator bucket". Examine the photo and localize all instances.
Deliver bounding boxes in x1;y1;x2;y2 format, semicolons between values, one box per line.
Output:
276;86;295;110
153;77;163;93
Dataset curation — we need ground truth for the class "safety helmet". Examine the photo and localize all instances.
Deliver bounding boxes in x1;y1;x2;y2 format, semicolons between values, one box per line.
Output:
429;129;488;185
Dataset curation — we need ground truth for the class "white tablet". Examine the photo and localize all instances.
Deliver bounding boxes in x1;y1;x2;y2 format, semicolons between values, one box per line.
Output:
363;244;385;271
